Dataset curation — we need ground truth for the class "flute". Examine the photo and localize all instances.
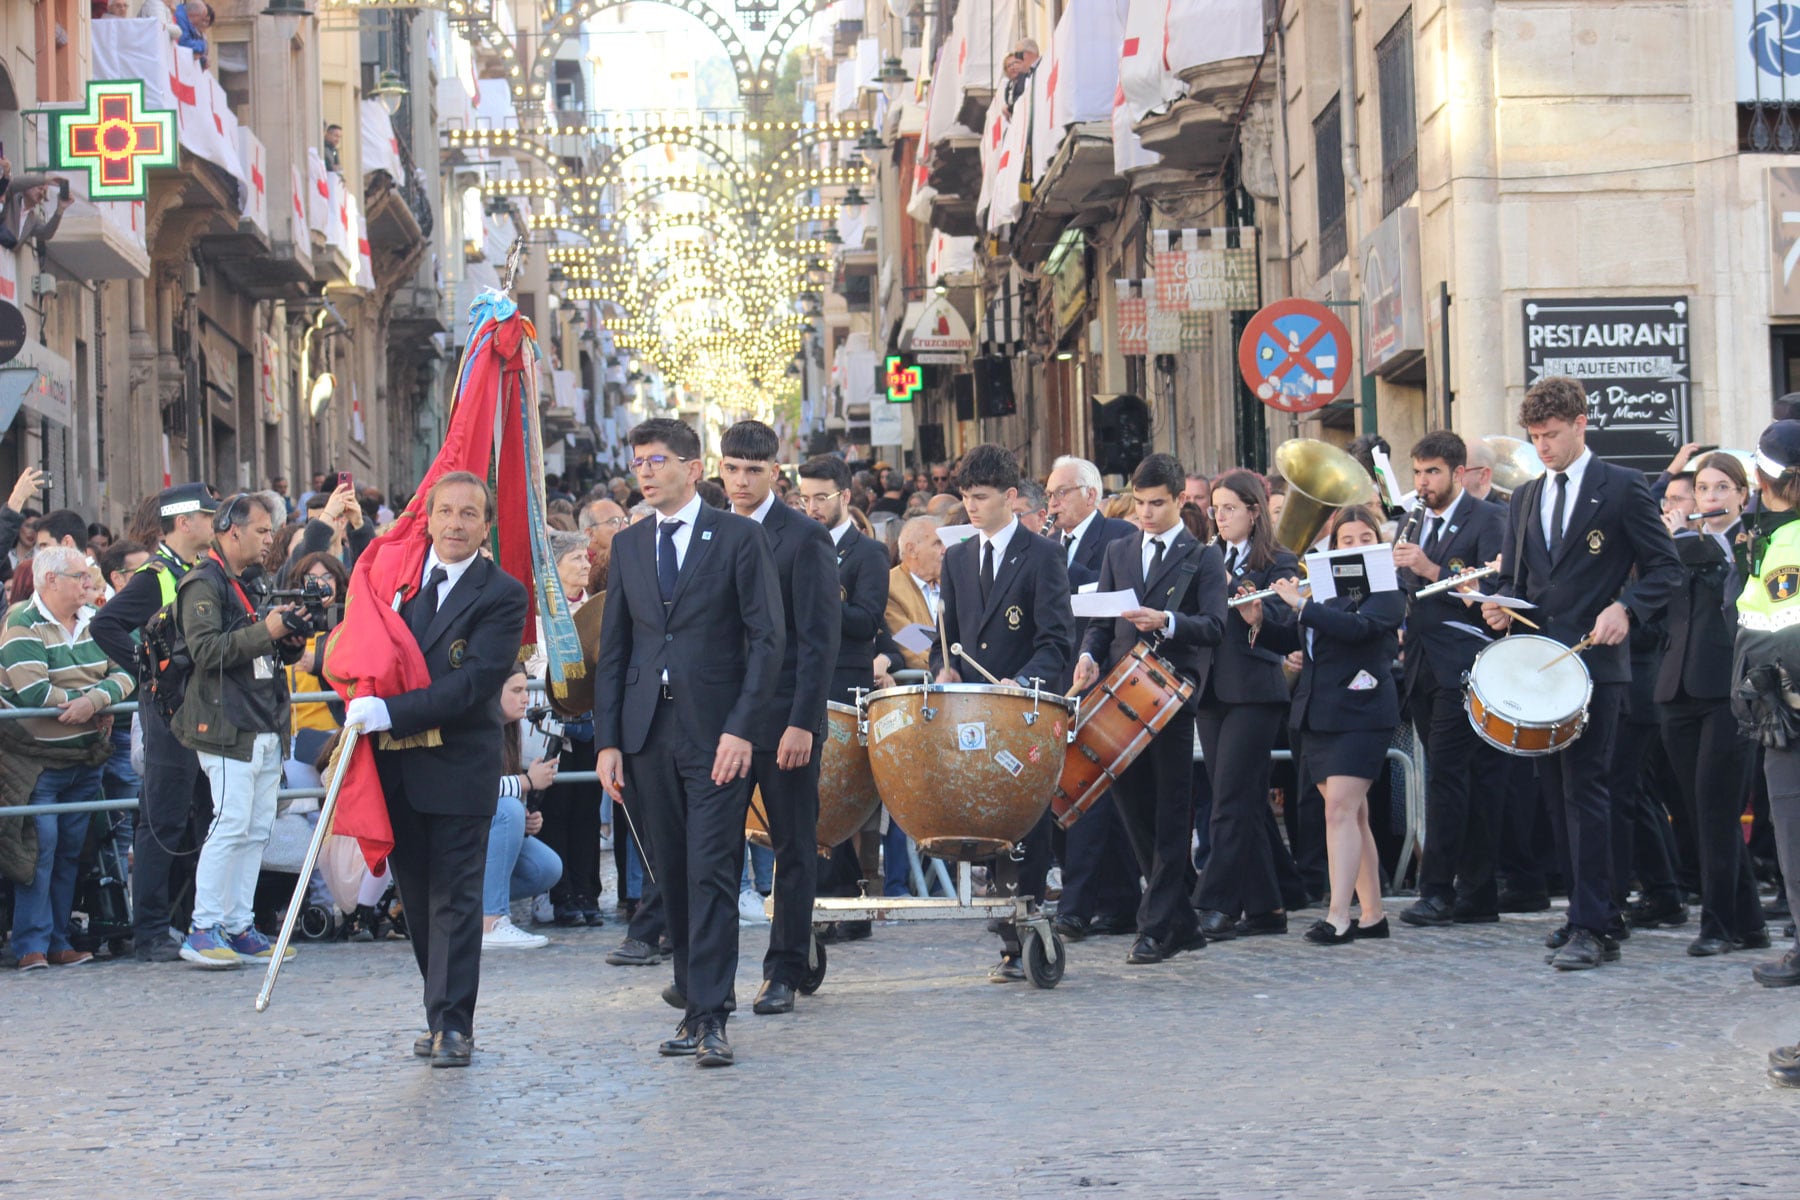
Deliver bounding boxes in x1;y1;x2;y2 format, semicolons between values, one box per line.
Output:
1685;509;1728;522
1415;563;1501;597
1227;579;1309;608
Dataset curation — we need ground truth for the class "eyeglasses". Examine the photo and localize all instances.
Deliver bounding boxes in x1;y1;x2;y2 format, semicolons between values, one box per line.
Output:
630;454;690;474
799;490;845;509
1047;485;1090;502
595;516;630;528
51;571;90;581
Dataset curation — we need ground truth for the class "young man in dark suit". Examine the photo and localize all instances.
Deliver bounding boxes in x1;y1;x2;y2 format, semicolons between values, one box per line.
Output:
1391;431;1509;927
596;419;784;1066
343;472;529;1067
1482;377;1682;969
1073;453;1227;963
718;422;840;1015
797;455;889;937
929;443;1075;979
1046;454;1142;941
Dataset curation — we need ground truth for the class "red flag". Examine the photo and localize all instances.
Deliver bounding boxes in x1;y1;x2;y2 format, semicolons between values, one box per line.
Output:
322;306;534;872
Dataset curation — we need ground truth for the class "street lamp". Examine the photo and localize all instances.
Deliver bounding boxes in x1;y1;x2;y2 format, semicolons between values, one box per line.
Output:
877;57;914;106
372;69;408;117
260;0;313;16
855;127;885;153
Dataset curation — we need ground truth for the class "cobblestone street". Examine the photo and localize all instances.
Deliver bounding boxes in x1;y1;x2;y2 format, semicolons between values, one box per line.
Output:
3;904;1796;1199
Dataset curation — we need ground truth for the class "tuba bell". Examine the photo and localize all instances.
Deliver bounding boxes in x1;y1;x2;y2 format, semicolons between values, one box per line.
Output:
1271;438;1380;554
1484;435;1546;500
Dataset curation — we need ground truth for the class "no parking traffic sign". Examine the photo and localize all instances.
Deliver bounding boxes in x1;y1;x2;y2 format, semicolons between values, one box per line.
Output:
1237;298;1355;413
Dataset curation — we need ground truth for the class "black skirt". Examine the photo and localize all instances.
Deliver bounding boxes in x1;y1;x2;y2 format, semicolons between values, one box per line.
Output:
1301;727;1389;781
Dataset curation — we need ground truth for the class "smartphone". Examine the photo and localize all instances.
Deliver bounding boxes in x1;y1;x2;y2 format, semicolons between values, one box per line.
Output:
337;470;353;492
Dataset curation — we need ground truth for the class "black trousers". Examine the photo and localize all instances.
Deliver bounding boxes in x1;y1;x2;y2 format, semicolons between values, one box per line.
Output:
1662;699;1765;940
1608;717;1680;906
1411;682;1501;911
1541;682;1625;934
1112;714;1198;942
130;703;212;944
749;741;822;986
1276;724;1327;900
626;699;752;1023
1496;752;1552;895
538;735;601;905
994;810;1053;954
380;774;490;1038
1194;702;1287;919
1759;745;1800;946
1055;790;1141;925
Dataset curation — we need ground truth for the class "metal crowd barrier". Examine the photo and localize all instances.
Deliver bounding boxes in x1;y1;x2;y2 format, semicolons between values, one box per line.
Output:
0;686;1429;887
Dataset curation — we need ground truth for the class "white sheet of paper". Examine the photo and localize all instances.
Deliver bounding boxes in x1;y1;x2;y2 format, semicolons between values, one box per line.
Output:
937;523;976;547
1071;588;1140;618
1302;543;1398;602
1444;620;1495;639
893;623;936;654
1474;592;1538;610
1077;581;1099;594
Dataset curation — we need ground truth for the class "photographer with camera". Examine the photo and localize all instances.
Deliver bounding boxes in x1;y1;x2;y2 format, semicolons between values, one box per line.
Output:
169;492;307;969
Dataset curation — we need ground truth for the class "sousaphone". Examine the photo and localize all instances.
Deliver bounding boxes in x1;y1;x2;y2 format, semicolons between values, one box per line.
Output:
1272;438;1380;554
1484;435;1546;500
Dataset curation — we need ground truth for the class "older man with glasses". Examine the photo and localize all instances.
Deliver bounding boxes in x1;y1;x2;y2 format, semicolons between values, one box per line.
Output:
0;545;136;970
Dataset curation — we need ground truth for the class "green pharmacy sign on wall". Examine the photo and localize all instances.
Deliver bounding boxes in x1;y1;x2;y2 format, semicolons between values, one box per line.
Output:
49;80;178;202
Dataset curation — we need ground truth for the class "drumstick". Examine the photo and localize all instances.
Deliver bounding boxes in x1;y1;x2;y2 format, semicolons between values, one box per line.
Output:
1537;636;1593;671
950;642;1003;685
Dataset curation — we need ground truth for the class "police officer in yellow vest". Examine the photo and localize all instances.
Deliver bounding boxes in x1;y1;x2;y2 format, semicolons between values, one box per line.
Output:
1731;420;1800;1088
90;483;221;963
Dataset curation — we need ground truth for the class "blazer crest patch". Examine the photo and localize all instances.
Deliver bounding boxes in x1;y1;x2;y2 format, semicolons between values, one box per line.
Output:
1005;604;1023;630
1447;558;1466;575
1586;529;1604;554
448;639;468;668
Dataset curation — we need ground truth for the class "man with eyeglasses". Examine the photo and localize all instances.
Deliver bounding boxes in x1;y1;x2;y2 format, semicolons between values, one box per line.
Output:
929;463;955;495
1044;455;1142;943
595;418;783;1068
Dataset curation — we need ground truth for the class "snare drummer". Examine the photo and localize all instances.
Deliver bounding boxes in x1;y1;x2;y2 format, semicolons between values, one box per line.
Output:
929;444;1075;982
1480;377;1682;970
1072;454;1226;963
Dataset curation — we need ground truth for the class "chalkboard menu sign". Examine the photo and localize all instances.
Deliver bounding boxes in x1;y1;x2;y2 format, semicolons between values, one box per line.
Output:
1522;297;1690;474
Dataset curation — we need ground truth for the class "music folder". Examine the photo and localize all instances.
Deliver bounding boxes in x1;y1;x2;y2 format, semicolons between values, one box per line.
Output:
1303;543;1398;604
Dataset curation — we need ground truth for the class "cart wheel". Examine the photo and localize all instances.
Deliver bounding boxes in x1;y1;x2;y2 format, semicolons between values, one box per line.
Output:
799;938;828;995
1022;928;1066;989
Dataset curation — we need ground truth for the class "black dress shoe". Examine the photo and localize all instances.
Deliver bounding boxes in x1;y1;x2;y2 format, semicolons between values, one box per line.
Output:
1753;948;1800;988
1353;916;1390;940
1498;890;1551;913
1196;910;1238;940
1234;911;1287;937
988;955;1025;982
695;1018;734;1068
134;939;183;963
658;1021;699;1056
1550;928;1605;970
661;984;686;1010
413;1033;434;1058
1303;919;1355;945
1452;903;1500;924
1125;928;1204;963
1737;926;1773;951
1051;915;1090;942
1627;895;1689;929
1687;935;1734;957
752;979;795;1014
1401;897;1455;927
430;1030;473;1067
1088;914;1136;936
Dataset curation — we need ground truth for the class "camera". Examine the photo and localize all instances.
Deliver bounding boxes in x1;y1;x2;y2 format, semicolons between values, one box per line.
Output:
258;575;334;639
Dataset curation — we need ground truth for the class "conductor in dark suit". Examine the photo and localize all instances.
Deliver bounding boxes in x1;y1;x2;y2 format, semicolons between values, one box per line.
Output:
797;455;890;936
1483;377;1682;969
928;443;1075;980
1046;454;1142;941
1390;431;1509;927
596;419;783;1066
1073;454;1226;963
344;472;529;1068
718;422;840;1015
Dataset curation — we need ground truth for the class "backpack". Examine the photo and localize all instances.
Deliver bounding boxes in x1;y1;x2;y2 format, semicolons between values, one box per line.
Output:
137;597;193;724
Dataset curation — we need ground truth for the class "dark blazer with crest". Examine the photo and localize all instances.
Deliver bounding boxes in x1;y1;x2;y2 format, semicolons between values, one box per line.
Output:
594;498;785;755
753;498;841;740
1396;491;1507;699
1081;528;1228;705
1655;523;1743;703
929;521;1074;689
380;553;530;818
1498;454;1681;686
1210;542;1300;705
1258;590;1406;732
830;523;891;699
1065;513;1140;590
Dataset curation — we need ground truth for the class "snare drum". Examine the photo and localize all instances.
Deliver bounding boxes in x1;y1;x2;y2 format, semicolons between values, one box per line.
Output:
1052;643;1194;828
862;683;1075;860
1463;634;1592;756
746;702;881;855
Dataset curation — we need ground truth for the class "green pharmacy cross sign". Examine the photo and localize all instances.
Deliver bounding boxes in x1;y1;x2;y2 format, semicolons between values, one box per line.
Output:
49;80;178;201
884;355;921;403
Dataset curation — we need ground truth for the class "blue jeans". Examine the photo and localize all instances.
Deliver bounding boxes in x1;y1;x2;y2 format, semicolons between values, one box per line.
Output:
883;820;913;897
101;723;137;853
740;842;774;895
12;765;100;957
485;796;563;917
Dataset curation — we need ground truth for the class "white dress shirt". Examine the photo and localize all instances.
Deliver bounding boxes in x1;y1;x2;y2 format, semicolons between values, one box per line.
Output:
1420;489;1464;547
911;571;940;619
1061;510;1097;563
1540;447;1593;546
421;546;479;608
978;517;1020;564
748;490;777;524
1140;526;1182;637
659;491;705;568
1221;537;1250;574
830;517;853;546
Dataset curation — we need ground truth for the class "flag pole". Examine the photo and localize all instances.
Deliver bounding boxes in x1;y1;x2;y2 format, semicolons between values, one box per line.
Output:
255;723;363;1013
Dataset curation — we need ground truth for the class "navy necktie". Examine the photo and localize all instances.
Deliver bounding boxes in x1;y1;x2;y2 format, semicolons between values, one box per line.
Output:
658;519;682;603
980;541;995;606
1548;472;1570;557
411;566;448;641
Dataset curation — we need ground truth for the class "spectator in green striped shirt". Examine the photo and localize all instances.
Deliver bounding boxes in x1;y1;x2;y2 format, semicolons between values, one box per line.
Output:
0;544;135;970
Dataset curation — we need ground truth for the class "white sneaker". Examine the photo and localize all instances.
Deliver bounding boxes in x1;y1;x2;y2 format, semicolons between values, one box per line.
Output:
738;890;769;925
483;916;548;949
529;893;555;926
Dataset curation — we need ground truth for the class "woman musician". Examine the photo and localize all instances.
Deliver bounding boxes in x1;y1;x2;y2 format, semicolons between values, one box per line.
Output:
1256;507;1402;944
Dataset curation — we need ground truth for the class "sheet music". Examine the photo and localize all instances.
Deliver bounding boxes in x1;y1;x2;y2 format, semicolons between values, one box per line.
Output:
893;623;936;654
936;523;976;547
1070;588;1141;618
1302;544;1397;602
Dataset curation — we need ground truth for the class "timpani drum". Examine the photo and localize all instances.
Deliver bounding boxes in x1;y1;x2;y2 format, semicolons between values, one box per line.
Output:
1052;643;1194;829
1463;634;1592;756
746;701;881;855
862;683;1076;860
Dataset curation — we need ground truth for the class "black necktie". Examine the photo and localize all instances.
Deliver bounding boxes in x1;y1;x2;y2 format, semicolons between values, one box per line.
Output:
1063;532;1076;553
1149;536;1166;576
1225;544;1239;574
980;541;995;605
658;519;683;603
1422;515;1440;554
1548;472;1570;557
411;566;448;641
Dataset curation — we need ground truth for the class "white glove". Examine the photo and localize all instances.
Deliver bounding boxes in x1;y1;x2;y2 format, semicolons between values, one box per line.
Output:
345;695;392;733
